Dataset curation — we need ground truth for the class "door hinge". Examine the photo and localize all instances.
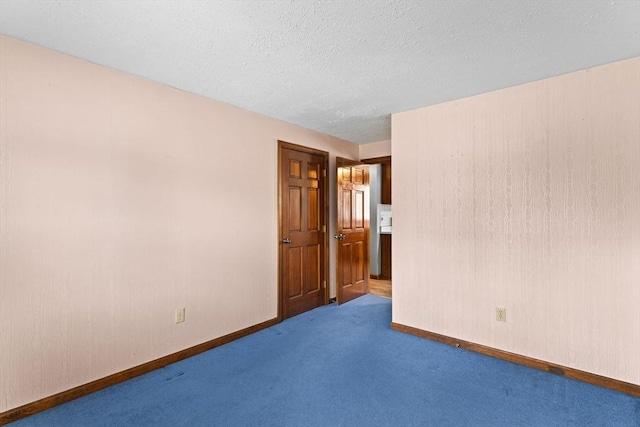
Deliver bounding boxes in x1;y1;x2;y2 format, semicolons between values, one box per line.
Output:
322;169;326;177
322;225;326;233
323;280;327;289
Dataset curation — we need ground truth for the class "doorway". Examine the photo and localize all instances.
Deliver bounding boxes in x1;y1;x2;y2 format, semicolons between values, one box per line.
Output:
278;141;329;320
362;156;392;298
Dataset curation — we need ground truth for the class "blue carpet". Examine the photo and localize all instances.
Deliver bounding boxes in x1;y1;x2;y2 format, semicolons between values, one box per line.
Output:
12;295;640;426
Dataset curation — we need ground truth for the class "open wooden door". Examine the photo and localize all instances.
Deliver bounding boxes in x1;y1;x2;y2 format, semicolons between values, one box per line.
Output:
335;158;370;304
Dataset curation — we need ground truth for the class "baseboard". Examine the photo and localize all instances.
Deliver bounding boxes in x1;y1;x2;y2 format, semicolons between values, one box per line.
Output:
370;274;380;279
0;317;279;425
390;322;640;398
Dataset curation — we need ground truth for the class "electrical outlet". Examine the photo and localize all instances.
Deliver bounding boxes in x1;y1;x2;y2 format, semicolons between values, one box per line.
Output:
496;307;506;322
175;308;185;324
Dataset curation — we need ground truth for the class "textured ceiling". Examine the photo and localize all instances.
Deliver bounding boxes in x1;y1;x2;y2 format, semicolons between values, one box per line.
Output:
1;1;639;144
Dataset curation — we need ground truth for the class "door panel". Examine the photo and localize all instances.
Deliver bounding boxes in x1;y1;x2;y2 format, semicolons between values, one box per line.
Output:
306;244;321;293
289;187;302;231
336;158;370;304
341;189;352;229
280;144;327;319
354;168;364;184
355;190;364;228
287;247;303;297
339;242;352;291
354;241;365;282
308;188;319;230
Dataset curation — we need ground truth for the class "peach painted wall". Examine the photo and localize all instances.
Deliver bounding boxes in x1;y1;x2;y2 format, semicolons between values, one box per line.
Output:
392;57;640;385
0;35;358;412
359;139;391;160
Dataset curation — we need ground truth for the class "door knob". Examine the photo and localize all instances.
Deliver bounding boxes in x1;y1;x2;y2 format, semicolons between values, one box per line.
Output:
282;238;292;244
333;234;346;240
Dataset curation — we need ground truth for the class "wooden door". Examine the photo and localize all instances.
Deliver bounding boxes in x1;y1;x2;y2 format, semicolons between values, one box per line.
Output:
279;142;328;319
335;158;370;304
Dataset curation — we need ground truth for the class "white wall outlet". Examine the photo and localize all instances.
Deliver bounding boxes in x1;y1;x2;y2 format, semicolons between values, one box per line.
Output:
496;307;506;322
175;307;185;324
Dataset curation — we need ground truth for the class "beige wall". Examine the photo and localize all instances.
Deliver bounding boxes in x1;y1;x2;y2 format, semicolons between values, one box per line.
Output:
392;57;640;385
359;139;391;160
0;36;358;411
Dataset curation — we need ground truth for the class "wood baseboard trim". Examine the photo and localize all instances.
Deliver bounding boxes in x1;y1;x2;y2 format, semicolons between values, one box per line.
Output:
390;322;640;398
0;317;279;425
370;274;380;279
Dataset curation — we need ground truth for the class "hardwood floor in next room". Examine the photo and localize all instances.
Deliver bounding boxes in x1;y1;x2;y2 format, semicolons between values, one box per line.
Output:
369;279;391;298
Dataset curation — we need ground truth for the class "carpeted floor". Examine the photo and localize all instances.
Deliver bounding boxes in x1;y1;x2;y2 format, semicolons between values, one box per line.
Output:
11;295;640;426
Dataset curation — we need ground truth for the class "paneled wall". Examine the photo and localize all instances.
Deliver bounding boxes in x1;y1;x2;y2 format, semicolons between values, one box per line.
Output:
0;36;358;411
392;57;640;384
